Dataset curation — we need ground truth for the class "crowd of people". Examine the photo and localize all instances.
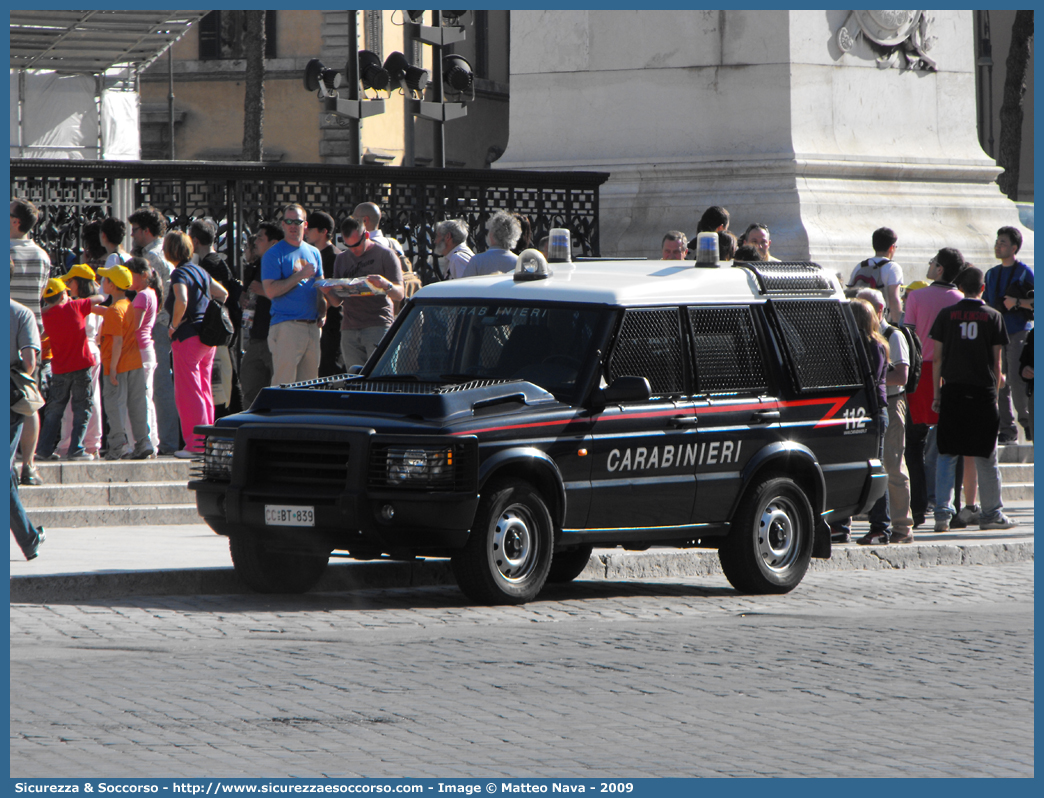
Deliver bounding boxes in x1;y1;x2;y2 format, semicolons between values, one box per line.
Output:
659;207;781;264
659;206;1032;545
9;194;1033;559
10;198;451;493
838;226;1031;543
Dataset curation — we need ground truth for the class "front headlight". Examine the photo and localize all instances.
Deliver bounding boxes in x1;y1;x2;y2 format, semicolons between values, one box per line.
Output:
385;446;452;486
203;437;235;481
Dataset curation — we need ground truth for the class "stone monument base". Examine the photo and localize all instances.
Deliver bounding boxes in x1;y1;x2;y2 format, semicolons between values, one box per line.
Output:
497;10;1032;280
597;156;1032;280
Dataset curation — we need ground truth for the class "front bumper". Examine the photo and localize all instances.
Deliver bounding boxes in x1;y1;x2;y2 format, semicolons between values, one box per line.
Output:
189;423;480;555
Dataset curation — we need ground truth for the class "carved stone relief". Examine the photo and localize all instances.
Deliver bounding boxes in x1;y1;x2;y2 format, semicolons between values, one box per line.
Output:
836;10;937;71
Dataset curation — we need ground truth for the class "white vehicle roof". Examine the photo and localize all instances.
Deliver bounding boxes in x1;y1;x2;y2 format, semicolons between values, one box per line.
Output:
413;258;844;307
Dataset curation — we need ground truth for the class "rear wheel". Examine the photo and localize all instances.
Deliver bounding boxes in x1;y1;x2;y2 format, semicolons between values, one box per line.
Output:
719;477;813;594
451;478;553;604
229;535;329;594
546;545;594;584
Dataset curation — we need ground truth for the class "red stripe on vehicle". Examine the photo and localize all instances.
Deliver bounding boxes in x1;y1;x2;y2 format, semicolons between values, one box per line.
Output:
780;396;852;428
453;396;853;436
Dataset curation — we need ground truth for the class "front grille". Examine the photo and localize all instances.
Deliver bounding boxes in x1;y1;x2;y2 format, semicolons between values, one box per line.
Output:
251;439;351;491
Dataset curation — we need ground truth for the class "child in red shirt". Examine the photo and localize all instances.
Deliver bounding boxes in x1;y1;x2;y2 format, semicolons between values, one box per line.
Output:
96;265;155;460
36;278;104;460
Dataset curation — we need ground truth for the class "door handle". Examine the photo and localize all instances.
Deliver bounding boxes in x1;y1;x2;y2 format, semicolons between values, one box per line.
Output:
669;415;698;428
751;410;780;423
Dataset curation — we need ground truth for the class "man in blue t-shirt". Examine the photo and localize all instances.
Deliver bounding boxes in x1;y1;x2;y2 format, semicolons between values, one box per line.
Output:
984;225;1033;442
262;203;326;386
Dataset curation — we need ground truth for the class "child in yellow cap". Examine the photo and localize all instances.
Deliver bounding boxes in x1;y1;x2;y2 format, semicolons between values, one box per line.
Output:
36;279;106;460
95;265;154;460
56;264;104;457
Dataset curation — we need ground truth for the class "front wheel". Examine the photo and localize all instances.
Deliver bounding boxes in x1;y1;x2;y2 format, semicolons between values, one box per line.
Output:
546;545;594;584
451;478;554;604
229;535;329;594
718;477;813;594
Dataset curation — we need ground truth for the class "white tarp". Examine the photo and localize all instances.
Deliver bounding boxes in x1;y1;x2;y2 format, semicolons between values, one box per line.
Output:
101;90;140;160
10;70;98;159
10;70;142;160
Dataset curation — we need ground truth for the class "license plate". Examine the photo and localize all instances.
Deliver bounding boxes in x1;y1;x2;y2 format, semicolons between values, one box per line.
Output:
264;505;315;527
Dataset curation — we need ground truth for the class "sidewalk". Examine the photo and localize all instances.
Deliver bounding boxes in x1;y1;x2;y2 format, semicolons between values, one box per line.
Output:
10;500;1035;603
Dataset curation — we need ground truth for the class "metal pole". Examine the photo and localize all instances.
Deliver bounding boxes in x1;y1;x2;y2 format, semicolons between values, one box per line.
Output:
18;69;26;158
432;10;445;168
403;22;415;167
96;73;103;159
347;10;361;165
168;45;175;160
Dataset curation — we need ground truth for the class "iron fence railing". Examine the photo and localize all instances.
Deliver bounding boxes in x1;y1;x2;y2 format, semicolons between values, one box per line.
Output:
10;159;608;284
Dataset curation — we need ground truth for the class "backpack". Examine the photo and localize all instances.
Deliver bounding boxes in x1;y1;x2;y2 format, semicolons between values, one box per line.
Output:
849;258;892;291
197;272;234;347
199;252;244;331
889;322;923;395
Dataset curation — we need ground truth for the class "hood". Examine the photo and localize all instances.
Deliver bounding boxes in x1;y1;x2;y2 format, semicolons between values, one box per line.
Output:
242;376;559;423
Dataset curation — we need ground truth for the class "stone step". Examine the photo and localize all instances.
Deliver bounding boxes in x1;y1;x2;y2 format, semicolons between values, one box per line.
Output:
21;481;194;509
999;463;1034;483
27;458;194;485
27;504;203;529
997;443;1034;463
1001;483;1034;502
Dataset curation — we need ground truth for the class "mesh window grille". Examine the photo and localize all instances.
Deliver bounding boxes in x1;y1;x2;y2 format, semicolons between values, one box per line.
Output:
741;262;833;294
688;306;768;394
380;306;460;377
772;300;861;391
608;309;684;395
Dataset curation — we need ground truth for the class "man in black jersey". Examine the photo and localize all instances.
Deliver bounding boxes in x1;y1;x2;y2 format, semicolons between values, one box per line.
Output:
929;266;1015;531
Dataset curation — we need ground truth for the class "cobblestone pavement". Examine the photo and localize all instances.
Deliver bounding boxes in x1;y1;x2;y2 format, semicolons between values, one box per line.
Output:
10;563;1034;778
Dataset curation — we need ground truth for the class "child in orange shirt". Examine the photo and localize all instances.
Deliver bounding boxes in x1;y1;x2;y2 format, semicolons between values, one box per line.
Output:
96;265;154;460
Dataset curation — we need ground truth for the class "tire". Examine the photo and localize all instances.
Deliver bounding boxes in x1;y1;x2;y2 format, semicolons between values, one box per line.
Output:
229;535;329;594
451;478;554;604
718;477;814;594
546;545;594;584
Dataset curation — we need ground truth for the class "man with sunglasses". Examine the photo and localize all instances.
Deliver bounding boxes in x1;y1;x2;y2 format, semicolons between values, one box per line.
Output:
320;216;404;370
261;204;326;386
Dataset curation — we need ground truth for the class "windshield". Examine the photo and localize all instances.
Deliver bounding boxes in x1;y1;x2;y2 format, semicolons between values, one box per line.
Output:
370;302;609;400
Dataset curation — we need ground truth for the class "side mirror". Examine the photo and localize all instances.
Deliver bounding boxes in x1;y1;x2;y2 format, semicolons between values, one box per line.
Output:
347;364;364;375
595;375;652;407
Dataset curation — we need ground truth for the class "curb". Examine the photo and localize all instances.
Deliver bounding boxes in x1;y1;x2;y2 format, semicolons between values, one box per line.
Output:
10;539;1033;603
586;540;1035;581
